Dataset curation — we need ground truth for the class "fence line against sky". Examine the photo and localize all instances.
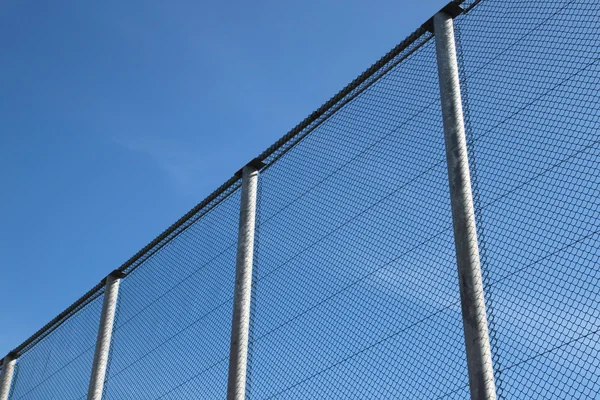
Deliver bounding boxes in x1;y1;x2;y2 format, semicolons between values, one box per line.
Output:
1;0;599;399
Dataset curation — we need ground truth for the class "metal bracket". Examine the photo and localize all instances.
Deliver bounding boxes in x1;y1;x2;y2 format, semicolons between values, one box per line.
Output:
235;158;266;178
107;270;125;281
424;2;464;33
1;351;20;365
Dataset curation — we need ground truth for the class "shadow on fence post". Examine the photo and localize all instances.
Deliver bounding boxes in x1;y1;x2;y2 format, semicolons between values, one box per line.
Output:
432;3;497;399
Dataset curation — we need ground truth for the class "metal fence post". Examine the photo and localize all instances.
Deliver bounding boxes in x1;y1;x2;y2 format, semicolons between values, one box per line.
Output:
0;353;17;400
433;4;497;400
87;271;122;400
227;159;261;400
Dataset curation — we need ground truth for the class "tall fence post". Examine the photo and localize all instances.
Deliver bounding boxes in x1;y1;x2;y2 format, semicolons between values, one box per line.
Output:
227;159;261;400
87;271;122;400
433;4;497;400
0;353;17;400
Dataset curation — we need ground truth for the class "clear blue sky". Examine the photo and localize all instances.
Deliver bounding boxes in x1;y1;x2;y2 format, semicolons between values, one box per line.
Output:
0;0;450;359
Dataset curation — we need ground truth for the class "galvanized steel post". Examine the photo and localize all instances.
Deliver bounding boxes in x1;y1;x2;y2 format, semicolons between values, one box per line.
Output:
433;4;497;400
87;271;122;400
0;353;17;400
227;160;261;400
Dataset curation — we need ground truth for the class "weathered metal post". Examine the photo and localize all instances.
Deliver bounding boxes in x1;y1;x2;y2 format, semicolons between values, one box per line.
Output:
87;271;122;400
0;353;17;400
227;159;261;400
433;4;497;400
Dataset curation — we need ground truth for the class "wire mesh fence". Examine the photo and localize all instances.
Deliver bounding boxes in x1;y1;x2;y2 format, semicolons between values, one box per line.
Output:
455;0;600;398
246;32;469;399
7;292;104;400
1;0;599;399
102;183;242;400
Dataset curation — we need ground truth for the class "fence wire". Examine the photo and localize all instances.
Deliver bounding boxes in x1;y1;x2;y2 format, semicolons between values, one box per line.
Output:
246;33;470;399
101;183;241;400
455;0;600;398
7;292;104;400
3;0;600;399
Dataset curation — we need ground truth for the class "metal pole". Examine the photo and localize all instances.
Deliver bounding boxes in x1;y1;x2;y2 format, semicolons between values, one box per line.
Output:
227;160;261;400
87;271;122;400
0;353;16;400
433;5;497;400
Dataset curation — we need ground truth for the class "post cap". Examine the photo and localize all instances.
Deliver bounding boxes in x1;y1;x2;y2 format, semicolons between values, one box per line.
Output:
107;270;125;280
235;158;266;178
424;2;464;33
1;351;19;364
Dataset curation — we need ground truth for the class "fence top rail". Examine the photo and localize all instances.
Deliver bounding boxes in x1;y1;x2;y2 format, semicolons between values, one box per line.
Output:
2;0;474;364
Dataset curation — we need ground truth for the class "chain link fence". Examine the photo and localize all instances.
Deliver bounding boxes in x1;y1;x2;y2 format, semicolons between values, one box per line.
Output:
247;29;468;400
7;292;104;400
456;0;600;398
1;0;598;398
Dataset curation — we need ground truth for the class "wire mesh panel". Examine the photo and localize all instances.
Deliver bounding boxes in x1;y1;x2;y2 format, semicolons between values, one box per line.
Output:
456;0;600;398
246;34;471;399
7;293;104;400
101;184;241;400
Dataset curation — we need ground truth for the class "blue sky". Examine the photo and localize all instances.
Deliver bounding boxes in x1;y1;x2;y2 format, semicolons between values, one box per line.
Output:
0;0;451;361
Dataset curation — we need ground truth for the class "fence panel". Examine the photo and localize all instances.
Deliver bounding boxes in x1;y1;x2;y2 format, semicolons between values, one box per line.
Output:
7;293;104;400
246;32;471;399
456;0;600;398
101;185;241;400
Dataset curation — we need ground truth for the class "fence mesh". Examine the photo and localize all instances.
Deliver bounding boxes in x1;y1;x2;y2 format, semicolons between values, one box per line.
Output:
7;293;104;400
101;183;241;400
455;0;600;398
246;34;471;399
3;0;600;399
